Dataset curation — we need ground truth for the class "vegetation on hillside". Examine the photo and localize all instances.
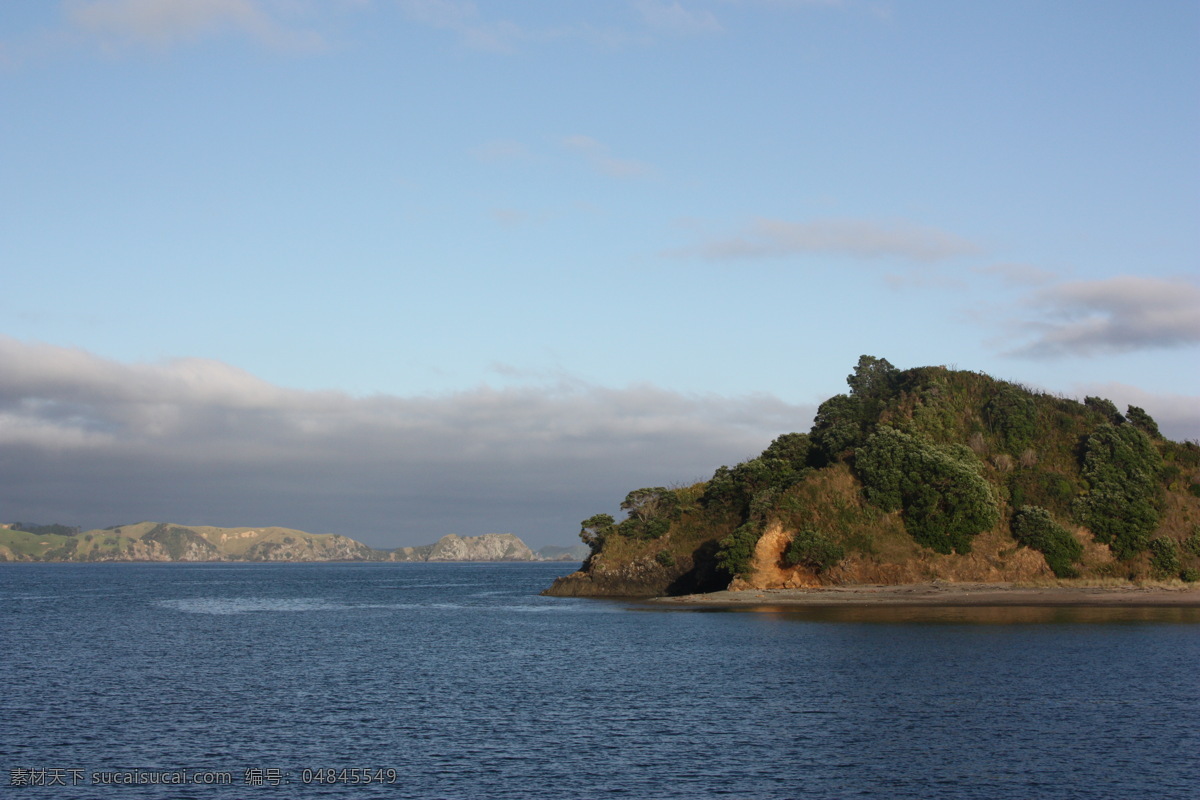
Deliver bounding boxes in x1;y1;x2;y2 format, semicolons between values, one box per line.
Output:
557;357;1200;596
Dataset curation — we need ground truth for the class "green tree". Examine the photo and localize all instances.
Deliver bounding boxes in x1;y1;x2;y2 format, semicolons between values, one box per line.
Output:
1125;406;1162;439
579;514;615;553
1084;396;1124;425
856;428;1000;554
620;487;679;523
811;356;901;463
983;383;1039;454
1076;423;1162;559
715;522;763;578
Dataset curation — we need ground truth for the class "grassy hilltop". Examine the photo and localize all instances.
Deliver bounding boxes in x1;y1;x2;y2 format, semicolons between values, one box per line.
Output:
546;357;1200;597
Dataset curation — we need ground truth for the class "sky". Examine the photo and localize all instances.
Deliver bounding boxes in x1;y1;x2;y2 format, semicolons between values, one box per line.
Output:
1;0;1197;549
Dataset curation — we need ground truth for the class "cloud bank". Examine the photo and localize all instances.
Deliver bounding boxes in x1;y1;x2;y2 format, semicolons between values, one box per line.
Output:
1009;276;1200;358
0;338;811;547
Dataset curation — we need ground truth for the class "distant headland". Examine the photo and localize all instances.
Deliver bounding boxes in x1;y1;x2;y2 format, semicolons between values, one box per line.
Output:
0;522;587;563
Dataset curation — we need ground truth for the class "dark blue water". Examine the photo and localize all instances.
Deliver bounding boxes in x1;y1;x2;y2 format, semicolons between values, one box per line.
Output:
2;563;1198;799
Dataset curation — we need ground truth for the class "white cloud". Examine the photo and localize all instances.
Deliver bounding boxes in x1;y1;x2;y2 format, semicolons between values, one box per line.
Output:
666;217;980;262
1007;276;1200;358
0;337;811;545
66;0;325;51
563;135;654;178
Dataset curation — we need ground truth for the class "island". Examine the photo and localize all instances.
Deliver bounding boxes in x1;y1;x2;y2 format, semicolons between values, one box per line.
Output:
544;357;1200;601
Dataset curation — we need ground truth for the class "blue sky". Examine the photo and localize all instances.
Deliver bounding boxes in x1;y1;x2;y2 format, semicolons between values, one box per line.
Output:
1;0;1197;548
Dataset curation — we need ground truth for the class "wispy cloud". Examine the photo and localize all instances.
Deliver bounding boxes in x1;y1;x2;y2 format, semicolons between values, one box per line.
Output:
563;135;654;178
489;208;527;226
634;1;722;35
65;0;325;51
0;337;810;545
396;0;529;53
666;217;980;262
471;139;531;164
1007;276;1200;358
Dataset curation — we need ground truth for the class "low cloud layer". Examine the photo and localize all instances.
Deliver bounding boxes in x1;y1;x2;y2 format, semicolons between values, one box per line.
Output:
666;218;981;262
0;338;811;547
1009;276;1200;358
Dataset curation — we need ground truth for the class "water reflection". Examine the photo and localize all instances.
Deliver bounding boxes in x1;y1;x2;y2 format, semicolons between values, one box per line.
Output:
654;604;1200;624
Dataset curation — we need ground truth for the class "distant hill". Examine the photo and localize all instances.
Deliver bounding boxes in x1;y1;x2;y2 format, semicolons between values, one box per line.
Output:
0;524;581;563
0;522;378;562
546;357;1200;597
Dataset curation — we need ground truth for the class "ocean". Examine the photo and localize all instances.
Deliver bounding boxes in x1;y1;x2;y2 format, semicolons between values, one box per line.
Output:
2;562;1197;799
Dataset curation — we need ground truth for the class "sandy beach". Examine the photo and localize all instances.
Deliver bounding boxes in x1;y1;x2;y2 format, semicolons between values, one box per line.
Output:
651;582;1200;608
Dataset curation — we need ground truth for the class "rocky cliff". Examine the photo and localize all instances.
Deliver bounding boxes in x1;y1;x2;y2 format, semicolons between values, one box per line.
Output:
389;533;537;562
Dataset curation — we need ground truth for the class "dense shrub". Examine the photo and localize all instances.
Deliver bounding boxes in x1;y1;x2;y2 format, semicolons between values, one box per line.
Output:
1076;423;1163;559
579;513;616;553
1125;406;1162;439
1148;537;1181;579
702;435;813;514
11;522;82;537
783;529;845;573
621;487;679;522
810;394;863;461
984;384;1039;454
715;522;764;578
1183;527;1200;557
856;428;1000;554
1182;568;1200;583
654;550;675;567
1084;396;1124;425
811;356;900;462
1009;470;1077;516
1011;506;1083;578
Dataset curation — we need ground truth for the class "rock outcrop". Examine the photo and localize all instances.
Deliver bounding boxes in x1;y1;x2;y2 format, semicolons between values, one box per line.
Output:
390;533;537;562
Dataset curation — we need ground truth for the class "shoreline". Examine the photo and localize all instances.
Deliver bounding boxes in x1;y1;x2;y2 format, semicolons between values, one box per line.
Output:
650;582;1200;608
